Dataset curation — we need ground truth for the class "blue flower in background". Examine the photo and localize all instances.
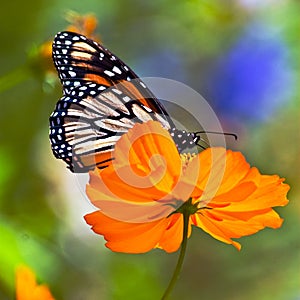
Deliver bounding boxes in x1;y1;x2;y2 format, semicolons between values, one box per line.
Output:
209;22;294;123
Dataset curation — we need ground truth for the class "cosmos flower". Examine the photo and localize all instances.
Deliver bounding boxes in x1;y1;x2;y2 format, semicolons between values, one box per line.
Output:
16;265;55;300
84;121;289;253
64;11;99;41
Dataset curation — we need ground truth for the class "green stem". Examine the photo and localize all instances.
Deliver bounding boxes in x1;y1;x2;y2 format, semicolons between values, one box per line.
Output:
161;210;189;300
0;66;30;93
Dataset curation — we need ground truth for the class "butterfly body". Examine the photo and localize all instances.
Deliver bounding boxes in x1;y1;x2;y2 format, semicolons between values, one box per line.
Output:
50;31;199;172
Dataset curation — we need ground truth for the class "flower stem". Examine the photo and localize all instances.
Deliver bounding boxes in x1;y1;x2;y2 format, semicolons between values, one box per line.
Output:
161;210;189;300
0;67;30;93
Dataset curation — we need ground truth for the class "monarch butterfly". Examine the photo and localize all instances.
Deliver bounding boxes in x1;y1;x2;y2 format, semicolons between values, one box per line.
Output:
49;31;202;172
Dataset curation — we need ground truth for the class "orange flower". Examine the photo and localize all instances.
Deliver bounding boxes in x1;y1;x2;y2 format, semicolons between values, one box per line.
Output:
16;265;55;300
65;11;100;41
84;121;289;253
37;12;100;75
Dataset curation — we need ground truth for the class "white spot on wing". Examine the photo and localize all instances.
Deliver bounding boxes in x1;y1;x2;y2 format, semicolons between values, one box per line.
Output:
112;89;122;95
104;70;115;77
139;81;147;88
123;96;131;102
143;105;152;112
112;66;122;74
69;71;76;77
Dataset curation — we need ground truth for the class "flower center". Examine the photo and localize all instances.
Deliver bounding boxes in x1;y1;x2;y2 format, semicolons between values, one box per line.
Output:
180;153;196;173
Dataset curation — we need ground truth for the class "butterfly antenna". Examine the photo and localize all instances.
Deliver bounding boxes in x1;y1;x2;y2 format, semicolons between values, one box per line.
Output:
195;131;238;141
196;136;210;149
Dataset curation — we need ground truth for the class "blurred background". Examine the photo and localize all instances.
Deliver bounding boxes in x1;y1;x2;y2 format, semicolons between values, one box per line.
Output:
0;0;299;299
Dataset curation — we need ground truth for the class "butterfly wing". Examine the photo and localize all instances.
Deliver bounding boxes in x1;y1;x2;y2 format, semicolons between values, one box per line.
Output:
52;31;169;116
50;31;173;172
50;81;171;172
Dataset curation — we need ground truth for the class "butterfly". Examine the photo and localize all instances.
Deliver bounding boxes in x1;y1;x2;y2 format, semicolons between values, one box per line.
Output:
49;31;203;173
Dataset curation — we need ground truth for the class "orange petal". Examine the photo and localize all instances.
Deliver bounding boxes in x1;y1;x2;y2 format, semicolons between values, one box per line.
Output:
84;211;180;253
192;213;242;250
16;265;55;300
86;121;185;222
189;148;289;250
88;166;168;204
112;121;182;193
157;213;193;253
86;169;175;223
209;182;257;205
194;207;284;251
188;148;253;203
215;173;289;212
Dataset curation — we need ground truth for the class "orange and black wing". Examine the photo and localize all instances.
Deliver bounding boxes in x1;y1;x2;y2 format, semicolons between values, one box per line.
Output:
50;31;173;172
52;31;170;115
